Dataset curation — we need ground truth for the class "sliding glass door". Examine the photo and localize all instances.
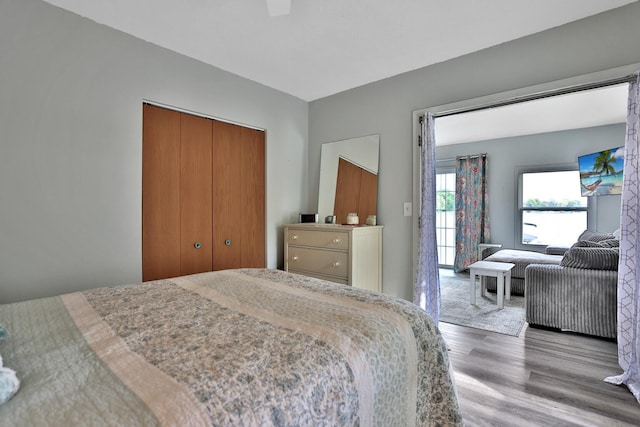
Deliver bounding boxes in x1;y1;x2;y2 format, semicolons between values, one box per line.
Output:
436;171;455;267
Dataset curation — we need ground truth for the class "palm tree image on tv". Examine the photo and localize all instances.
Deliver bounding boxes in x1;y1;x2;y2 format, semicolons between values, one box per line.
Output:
578;146;624;196
594;149;617;177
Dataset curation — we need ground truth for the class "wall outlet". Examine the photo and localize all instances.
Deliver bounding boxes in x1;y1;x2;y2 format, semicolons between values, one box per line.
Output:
403;202;412;217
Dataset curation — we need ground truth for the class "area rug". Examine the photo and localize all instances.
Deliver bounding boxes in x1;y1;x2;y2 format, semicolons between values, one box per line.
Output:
439;270;525;336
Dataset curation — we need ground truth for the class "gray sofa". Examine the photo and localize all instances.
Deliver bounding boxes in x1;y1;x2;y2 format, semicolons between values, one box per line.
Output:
524;230;619;339
525;264;617;338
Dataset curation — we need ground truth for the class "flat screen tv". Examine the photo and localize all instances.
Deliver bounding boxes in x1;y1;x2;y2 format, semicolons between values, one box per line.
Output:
578;146;624;196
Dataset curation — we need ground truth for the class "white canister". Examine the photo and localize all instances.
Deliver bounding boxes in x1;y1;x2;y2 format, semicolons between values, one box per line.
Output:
366;215;377;226
346;213;359;225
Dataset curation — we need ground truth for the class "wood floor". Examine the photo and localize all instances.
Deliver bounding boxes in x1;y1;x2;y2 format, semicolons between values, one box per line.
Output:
438;322;640;426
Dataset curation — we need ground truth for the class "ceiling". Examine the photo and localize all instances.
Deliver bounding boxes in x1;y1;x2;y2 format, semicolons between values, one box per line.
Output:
42;0;635;101
435;83;630;145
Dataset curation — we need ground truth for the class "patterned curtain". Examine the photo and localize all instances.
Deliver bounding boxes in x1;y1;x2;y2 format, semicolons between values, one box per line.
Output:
414;113;440;323
605;73;640;403
454;155;490;272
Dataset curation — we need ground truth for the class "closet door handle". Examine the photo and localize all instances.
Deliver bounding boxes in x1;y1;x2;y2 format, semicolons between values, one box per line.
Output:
225;240;232;246
194;242;201;249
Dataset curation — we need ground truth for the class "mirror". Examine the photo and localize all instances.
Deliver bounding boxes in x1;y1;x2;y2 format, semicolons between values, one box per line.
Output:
318;134;380;225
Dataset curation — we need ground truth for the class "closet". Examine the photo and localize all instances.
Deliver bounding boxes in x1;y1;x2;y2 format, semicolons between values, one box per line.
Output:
142;104;265;281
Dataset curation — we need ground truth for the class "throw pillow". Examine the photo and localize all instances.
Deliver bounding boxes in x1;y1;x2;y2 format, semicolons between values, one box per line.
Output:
574;238;619;248
574;240;606;248
613;228;621;239
561;247;619;270
0;326;21;405
0;366;20;405
599;238;620;248
577;230;616;242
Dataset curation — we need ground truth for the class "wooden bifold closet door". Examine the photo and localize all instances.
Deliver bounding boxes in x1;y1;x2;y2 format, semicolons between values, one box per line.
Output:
212;121;265;270
142;104;265;281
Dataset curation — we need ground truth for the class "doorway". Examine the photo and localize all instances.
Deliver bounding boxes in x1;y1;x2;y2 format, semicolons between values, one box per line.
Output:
412;73;631;277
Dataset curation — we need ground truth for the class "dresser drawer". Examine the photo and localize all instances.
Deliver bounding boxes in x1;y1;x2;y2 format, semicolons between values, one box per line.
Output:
286;228;349;251
288;270;349;286
286;247;348;278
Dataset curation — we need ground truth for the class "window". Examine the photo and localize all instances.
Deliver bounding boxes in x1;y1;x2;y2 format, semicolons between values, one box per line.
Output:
519;169;588;247
436;172;455;266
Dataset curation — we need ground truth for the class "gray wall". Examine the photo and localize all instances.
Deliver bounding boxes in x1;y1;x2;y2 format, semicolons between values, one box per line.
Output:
3;1;639;305
0;0;309;303
309;3;640;301
436;124;625;250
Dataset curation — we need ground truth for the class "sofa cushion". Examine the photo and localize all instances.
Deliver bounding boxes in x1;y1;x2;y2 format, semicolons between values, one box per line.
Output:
484;249;563;279
560;247;619;270
545;246;569;255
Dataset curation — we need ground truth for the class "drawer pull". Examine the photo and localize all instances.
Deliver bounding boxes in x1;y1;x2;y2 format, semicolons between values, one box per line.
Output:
333;238;340;244
291;256;299;261
291;235;298;240
332;261;341;268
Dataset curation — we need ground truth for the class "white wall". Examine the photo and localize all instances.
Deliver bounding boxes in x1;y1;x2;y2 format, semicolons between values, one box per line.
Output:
309;3;640;301
0;0;309;303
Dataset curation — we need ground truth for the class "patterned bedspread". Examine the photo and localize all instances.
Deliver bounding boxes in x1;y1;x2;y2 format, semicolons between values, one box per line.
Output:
0;269;461;426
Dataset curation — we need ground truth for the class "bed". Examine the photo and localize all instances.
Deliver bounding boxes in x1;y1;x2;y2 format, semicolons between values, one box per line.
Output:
0;268;461;426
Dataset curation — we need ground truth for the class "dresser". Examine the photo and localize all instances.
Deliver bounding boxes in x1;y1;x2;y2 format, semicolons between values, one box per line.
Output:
284;224;383;292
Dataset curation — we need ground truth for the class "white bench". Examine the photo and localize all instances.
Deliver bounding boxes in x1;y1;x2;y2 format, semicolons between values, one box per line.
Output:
468;260;515;309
